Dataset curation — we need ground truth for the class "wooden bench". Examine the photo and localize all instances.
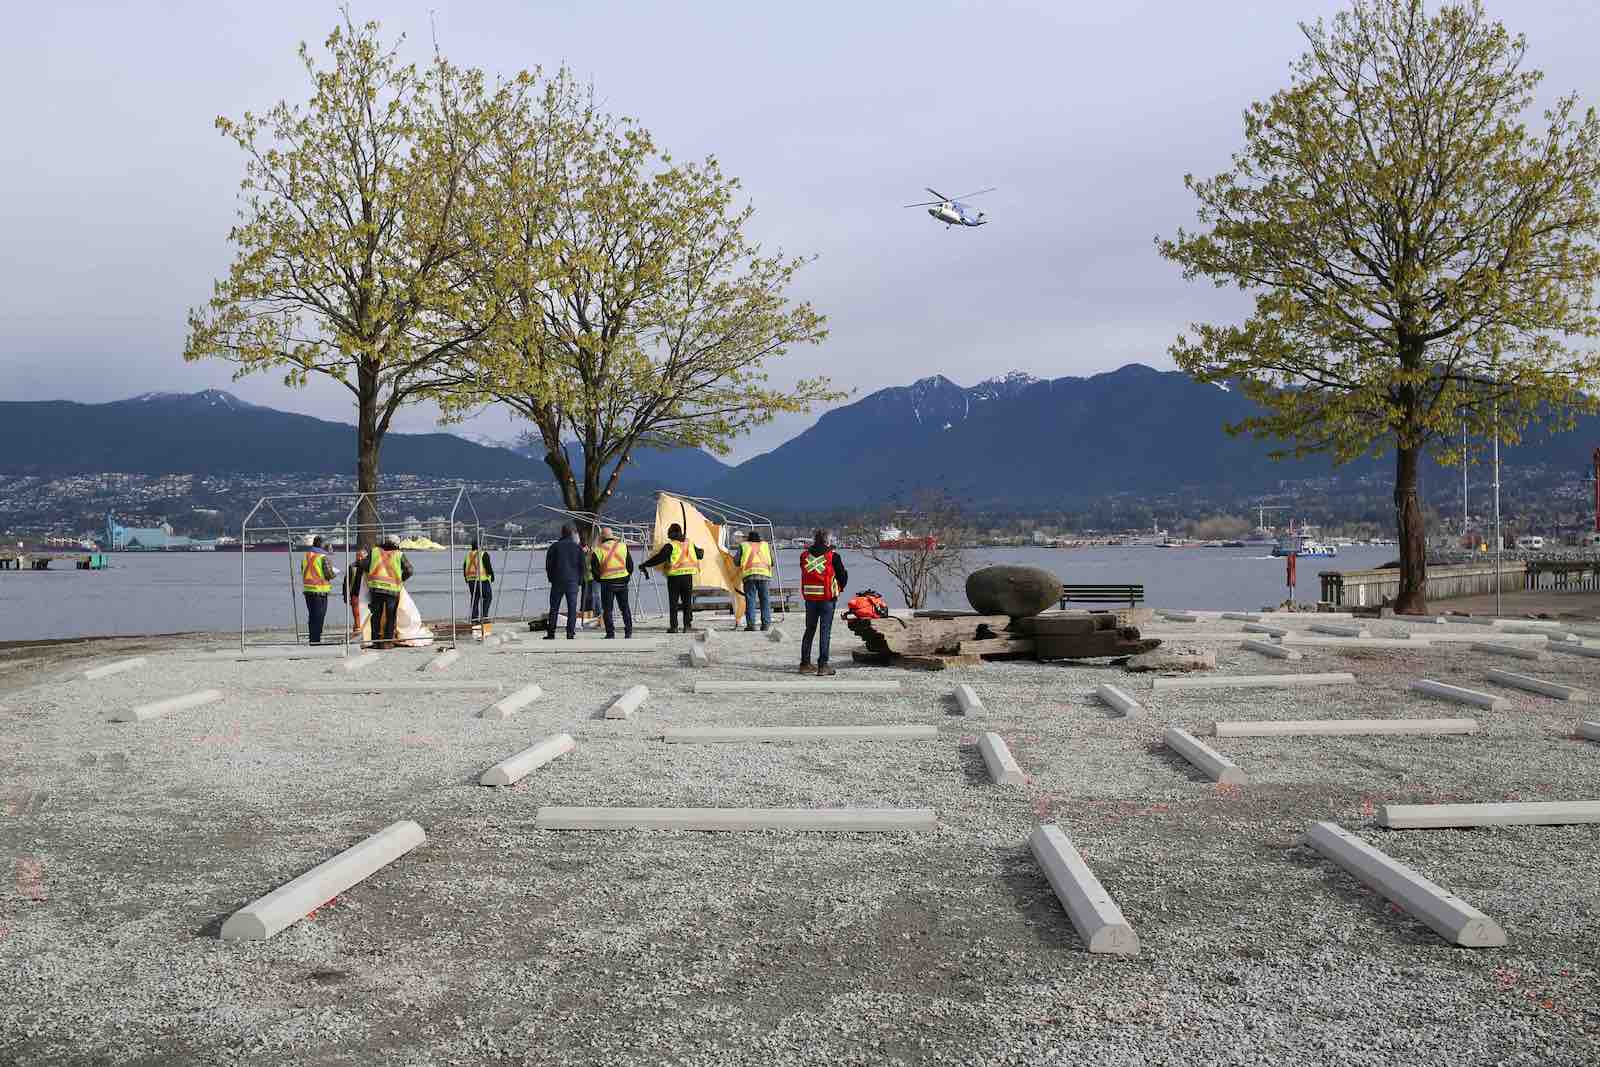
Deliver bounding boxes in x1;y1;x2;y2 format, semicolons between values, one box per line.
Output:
1059;584;1145;608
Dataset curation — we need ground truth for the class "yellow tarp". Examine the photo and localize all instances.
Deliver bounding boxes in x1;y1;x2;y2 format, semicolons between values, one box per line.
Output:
651;493;744;617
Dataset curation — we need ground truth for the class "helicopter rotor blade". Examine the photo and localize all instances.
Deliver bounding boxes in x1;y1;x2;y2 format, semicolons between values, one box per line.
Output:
925;187;951;201
952;187;996;201
903;199;942;208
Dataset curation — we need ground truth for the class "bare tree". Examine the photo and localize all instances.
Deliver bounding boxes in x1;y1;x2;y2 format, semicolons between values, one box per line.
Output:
847;498;970;610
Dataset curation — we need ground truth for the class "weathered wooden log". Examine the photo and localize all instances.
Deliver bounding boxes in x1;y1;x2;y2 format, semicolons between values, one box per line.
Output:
1011;612;1118;637
846;615;1009;656
957;636;1037;657
1035;631;1160;660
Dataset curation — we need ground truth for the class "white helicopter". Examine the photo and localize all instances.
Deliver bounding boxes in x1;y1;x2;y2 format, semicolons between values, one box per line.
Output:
904;186;995;228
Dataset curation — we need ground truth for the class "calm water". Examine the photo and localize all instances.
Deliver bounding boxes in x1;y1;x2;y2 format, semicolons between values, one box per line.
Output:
0;545;1402;643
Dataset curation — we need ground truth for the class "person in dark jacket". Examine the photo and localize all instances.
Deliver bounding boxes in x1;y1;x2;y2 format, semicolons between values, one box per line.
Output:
641;523;705;633
798;528;848;675
343;546;368;638
589;527;635;639
545;525;586;639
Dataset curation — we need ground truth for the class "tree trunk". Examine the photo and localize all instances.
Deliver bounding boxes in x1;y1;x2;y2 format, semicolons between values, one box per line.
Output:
1394;443;1428;614
356;368;381;549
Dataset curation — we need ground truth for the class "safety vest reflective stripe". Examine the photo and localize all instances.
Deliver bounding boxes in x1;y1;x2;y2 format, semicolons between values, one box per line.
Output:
739;542;772;578
666;540;699;576
368;549;404;592
464;550;484;581
301;552;331;593
800;550;838;601
595;540;629;580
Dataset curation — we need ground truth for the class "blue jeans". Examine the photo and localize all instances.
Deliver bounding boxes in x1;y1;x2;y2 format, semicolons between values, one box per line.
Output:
802;599;836;664
743;578;771;628
547;586;578;638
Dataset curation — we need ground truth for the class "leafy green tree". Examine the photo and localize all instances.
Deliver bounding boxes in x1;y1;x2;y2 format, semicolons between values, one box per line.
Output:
186;15;526;539
1160;0;1600;612
444;72;837;539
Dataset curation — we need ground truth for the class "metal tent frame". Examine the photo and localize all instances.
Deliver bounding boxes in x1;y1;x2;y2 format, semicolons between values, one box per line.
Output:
672;493;790;621
238;485;485;653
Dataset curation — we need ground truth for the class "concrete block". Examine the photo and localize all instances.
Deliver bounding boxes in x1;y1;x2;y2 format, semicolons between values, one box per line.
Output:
1157;611;1199;623
1028;824;1140;955
1151;672;1354;692
1548;642;1600;660
1470;642;1551;662
1280;637;1429;649
693;680;902;694
84;657;147;681
1220;612;1262;622
1164;726;1248;785
766;627;786;642
1378;800;1600;828
1484;669;1586;701
479;733;575;786
480;683;543;720
422;649;461;674
1242;639;1302;660
1500;624;1580;642
198;646;348;662
1094;683;1143;718
220;820;426;940
1576;719;1599;742
697;627;716;643
331;651;382;674
662;724;938;744
1421;632;1546;644
1409;679;1508;711
954;684;985;715
1303;821;1505;947
534;807;937;831
290;681;505;695
114;688;224;722
688;643;711;668
499;640;663;654
1212;717;1477;738
1242;623;1289;638
977;732;1026;785
606;684;649;720
1261;611;1354;619
1310;623;1371;638
1445;617;1501;627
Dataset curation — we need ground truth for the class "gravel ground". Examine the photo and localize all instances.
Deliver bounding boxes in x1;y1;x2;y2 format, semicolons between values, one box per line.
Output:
2;613;1598;1066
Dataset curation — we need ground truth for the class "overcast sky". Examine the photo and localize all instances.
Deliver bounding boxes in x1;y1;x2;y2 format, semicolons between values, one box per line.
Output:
5;1;1600;462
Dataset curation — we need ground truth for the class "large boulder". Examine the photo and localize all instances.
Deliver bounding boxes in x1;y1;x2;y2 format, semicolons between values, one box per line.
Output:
966;565;1062;618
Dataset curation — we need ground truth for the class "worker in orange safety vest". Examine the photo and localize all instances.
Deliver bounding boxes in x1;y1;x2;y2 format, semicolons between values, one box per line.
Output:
589;527;635;638
798;528;848;676
737;529;774;632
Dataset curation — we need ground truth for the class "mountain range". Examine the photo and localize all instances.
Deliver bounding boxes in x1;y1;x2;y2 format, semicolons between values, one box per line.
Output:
5;367;1595;513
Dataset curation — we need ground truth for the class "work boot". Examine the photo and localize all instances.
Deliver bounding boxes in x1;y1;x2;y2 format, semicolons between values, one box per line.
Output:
817;663;837;677
543;632;556;641
604;633;616;640
798;663;816;675
745;625;755;632
760;624;769;632
667;627;679;634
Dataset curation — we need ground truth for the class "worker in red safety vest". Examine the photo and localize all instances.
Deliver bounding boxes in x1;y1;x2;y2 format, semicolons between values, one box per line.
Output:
798;528;848;676
299;536;339;645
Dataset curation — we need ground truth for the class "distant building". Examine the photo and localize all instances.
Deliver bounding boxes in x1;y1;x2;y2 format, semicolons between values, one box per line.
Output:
106;513;195;550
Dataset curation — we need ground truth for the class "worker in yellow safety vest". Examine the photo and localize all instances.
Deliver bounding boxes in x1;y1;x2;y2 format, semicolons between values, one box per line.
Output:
589;527;635;639
737;529;774;632
300;535;339;645
641;522;705;633
463;539;496;637
365;537;413;649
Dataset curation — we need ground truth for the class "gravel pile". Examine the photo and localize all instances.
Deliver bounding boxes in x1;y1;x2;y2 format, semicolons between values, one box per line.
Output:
1;614;1597;1065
